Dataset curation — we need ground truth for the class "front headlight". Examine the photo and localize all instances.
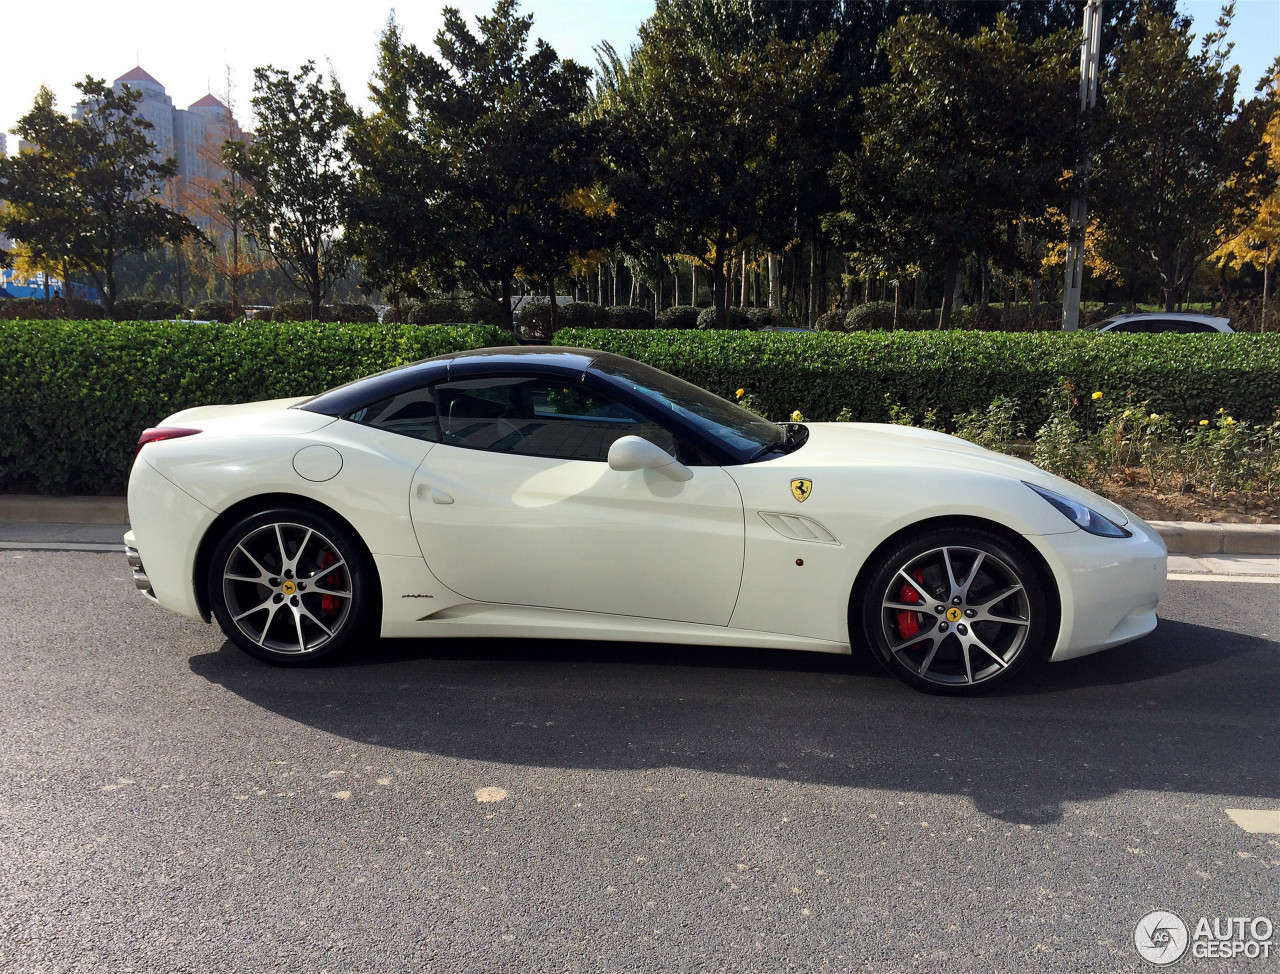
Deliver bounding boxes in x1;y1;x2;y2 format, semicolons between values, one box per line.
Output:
1025;482;1131;538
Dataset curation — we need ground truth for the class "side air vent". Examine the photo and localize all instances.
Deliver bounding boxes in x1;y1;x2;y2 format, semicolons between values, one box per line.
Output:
758;512;840;545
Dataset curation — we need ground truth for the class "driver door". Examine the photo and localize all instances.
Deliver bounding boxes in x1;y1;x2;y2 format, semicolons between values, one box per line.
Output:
409;373;745;625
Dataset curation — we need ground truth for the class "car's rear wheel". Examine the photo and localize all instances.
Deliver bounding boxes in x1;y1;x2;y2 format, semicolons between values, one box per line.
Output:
860;529;1051;695
208;507;377;665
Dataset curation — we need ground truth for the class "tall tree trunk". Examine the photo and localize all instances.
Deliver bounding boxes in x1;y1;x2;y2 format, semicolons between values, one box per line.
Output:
673;261;681;307
691;262;698;307
740;250;748;306
501;277;514;330
713;235;729;328
548;280;557;336
612;262;619;307
938;253;960;329
768;254;779;310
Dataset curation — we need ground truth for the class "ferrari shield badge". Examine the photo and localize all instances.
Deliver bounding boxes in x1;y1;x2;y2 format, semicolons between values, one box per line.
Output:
790;479;812;503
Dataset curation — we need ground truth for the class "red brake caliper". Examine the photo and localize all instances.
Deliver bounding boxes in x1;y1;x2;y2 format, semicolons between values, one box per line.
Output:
896;569;927;639
318;550;339;616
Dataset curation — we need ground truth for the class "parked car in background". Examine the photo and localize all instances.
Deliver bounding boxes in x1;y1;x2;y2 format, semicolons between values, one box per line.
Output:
1089;312;1233;334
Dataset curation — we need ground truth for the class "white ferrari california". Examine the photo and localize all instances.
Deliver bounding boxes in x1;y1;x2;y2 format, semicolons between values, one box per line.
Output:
124;346;1167;695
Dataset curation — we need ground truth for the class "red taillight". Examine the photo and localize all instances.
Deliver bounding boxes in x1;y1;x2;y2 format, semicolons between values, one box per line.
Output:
135;427;202;457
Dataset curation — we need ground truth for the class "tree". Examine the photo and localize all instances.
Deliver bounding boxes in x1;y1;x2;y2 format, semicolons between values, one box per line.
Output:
1092;5;1272;311
0;78;199;315
227;62;354;319
1212;63;1280;325
832;15;1077;327
601;3;842;327
348;3;603;328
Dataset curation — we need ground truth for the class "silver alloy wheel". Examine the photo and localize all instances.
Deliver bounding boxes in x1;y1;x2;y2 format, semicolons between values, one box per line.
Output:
221;521;354;655
878;544;1032;687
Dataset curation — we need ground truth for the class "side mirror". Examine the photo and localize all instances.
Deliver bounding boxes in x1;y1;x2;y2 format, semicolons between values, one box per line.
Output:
607;435;693;482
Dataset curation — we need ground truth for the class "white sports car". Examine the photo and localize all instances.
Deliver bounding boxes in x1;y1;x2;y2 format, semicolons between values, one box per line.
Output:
124;347;1167;695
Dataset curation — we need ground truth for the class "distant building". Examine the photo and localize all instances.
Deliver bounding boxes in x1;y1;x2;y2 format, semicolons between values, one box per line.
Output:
74;66;247;233
0;132;7;157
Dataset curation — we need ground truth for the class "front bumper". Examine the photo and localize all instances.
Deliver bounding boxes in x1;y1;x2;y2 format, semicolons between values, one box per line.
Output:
1030;516;1168;662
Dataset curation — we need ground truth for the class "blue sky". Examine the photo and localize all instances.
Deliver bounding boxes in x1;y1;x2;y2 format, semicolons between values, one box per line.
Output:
1;1;1275;146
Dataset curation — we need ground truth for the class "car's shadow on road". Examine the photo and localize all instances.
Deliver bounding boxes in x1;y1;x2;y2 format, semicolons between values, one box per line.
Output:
189;619;1277;827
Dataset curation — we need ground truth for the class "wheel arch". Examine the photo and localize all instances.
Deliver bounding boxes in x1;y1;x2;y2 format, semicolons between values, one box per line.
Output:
193;492;383;624
847;514;1062;651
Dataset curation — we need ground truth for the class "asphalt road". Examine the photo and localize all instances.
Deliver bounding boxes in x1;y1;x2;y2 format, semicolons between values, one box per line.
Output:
0;551;1275;973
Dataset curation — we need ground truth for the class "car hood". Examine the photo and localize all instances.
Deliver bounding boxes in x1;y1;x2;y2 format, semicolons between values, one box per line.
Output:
791;422;1130;525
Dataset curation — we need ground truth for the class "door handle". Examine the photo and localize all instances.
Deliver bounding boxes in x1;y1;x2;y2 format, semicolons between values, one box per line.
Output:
415;483;454;504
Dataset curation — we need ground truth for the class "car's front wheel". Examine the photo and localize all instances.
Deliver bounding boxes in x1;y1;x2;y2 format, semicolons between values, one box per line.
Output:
208;507;377;665
860;529;1052;695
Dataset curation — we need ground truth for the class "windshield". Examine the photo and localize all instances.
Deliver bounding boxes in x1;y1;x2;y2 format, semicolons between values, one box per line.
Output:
592;354;785;459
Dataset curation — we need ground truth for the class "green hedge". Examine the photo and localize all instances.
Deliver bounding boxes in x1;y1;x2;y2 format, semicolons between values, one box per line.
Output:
555;328;1280;428
0;320;508;494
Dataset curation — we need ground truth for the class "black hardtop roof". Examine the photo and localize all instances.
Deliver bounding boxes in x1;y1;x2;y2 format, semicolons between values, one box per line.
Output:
300;346;609;416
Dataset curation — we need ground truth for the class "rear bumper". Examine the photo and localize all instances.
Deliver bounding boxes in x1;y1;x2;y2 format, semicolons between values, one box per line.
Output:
1030;517;1168;662
126;457;217;621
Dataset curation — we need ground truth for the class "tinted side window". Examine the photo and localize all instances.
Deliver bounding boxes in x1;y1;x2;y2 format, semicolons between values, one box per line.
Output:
435;376;680;462
346;388;440;441
1108;320;1152;333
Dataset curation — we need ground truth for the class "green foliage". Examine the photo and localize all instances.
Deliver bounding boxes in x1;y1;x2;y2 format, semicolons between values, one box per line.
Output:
193;300;237;323
0;78;200;314
552;328;1280;428
0;297;110;321
386;297;504;327
602;8;842;327
1093;6;1272;310
349;4;602;325
226;62;355;319
112;298;187;321
696;306;751;330
656;307;701;330
832;14;1077;326
0;320;508;494
845;302;897;331
605;306;656;330
266;301;380;323
556;302;608;330
814;308;849;332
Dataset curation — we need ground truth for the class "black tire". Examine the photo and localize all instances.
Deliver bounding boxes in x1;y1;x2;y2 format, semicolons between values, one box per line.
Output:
207;506;378;666
859;528;1052;696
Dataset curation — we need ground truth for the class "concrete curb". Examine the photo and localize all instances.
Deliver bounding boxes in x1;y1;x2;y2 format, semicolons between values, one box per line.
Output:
1;496;1277;556
0;496;129;525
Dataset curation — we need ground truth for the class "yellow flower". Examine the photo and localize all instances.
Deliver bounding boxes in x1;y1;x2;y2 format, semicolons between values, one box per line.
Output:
1199;419;1210;426
1224;416;1236;426
1122;409;1132;418
1149;413;1160;421
790;409;806;423
736;388;745;398
1091;391;1103;400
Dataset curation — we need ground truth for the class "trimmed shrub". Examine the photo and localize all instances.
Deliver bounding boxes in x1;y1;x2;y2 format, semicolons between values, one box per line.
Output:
697;306;752;330
605;306;656;330
397;297;504;327
814;309;849;332
556;302;608;330
334;303;379;323
193;300;237;323
0;320;509;494
0;298;56;320
656;306;701;330
552;327;1280;431
845;302;897;331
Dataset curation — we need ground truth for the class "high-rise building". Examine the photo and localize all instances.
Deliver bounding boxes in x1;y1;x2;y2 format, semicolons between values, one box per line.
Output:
0;132;8;157
75;67;247;233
